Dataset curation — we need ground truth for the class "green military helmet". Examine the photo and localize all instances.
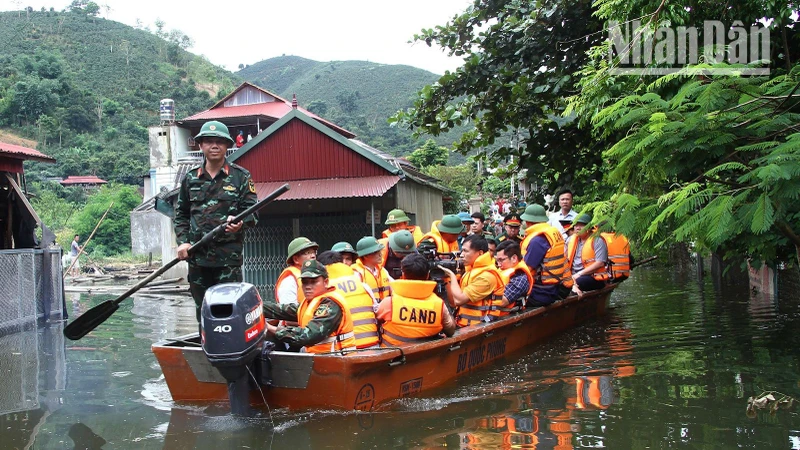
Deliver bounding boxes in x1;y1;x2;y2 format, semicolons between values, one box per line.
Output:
356;236;385;257
520;204;549;224
286;237;319;265
574;213;592;225
389;230;415;254
331;241;358;257
385;208;411;225
195;120;234;146
438;214;465;234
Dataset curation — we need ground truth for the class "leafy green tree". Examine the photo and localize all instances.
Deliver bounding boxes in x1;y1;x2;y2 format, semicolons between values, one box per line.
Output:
71;184;141;256
481;175;510;197
424;164;477;213
390;0;606;198
567;0;800;266
408;139;448;168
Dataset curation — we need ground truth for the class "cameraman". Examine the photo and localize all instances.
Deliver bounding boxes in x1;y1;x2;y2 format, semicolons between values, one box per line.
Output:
438;235;505;327
377;253;456;345
383;229;418;279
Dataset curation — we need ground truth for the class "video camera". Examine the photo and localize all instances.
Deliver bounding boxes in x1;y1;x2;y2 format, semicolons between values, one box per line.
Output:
419;248;465;280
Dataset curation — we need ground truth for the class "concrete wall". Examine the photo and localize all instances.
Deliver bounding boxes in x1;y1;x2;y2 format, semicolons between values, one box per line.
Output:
148;125;192;169
130;210;163;256
160;214;187;280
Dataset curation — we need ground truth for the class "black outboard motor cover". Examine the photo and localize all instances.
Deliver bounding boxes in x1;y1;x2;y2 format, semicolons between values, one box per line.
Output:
201;282;265;367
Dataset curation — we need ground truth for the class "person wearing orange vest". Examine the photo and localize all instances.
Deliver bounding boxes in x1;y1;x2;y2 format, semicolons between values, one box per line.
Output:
382;230;418;279
495;241;533;311
353;236;393;302
520;204;567;306
564;214;609;296
376;253;456;345
381;208;424;244
317;251;380;349
330;241;358;266
438;235;505;327
417;214;463;256
263;259;356;354
275;237;318;306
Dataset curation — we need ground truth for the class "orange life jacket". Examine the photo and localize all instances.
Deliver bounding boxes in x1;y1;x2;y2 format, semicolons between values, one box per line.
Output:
419;221;460;254
600;232;631;280
457;252;505;327
297;287;356;354
500;262;534;307
353;260;392;301
381;280;445;346
565;235;611;281
275;266;303;303
327;263;379;349
520;223;567;285
382;225;424;245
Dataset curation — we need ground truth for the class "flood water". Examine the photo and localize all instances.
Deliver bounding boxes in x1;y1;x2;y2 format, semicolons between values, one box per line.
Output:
2;266;800;449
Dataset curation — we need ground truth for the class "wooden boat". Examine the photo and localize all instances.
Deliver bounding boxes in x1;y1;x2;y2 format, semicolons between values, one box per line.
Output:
152;284;618;411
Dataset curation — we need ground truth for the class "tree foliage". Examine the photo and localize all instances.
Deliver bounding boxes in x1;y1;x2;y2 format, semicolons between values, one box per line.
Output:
408;139;449;168
71;185;142;256
390;0;608;197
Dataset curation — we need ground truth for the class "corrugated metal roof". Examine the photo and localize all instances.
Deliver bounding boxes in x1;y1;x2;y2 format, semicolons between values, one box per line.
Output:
0;141;55;163
60;175;108;185
183;103;290;121
254;176;400;200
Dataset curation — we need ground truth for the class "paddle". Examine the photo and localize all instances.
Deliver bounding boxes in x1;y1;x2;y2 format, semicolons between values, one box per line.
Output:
64;183;290;340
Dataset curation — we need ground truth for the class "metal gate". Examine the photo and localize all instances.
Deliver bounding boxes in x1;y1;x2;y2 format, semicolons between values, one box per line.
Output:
0;248;65;336
243;212;373;299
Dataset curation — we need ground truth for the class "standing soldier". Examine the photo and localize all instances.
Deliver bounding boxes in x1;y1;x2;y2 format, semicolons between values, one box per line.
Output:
496;213;524;245
175;120;258;323
353;236;393;302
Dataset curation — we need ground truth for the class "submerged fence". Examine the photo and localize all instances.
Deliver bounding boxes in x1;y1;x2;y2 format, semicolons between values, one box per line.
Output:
0;248;65;335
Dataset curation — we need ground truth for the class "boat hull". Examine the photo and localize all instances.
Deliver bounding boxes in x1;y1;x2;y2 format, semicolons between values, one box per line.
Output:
152;285;616;411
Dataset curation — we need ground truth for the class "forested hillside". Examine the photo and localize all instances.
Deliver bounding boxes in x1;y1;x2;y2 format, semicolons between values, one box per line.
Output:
0;8;240;183
238;56;466;155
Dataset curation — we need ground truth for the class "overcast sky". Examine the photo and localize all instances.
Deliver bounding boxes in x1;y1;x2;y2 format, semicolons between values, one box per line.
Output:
0;0;473;74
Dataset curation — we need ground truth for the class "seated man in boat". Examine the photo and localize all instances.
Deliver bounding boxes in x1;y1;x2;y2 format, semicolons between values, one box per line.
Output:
381;208;424;245
564;214;609;296
276;237;318;305
417;214;463;256
317;251;380;349
495;240;532;309
263;259;356;354
353;236;393;302
330;241;358;266
382;229;418;279
377;253;456;345
519;204;566;306
438;235;506;326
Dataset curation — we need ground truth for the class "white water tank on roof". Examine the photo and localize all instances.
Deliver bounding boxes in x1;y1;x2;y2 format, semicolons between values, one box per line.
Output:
160;99;175;124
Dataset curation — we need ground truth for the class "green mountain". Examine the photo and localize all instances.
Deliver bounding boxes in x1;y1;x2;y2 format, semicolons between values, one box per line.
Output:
0;8;240;183
238;56;463;156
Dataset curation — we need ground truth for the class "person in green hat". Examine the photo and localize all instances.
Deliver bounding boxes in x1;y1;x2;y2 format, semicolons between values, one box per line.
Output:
519;204;566;306
564;214;609;296
262;259;356;354
175;120;258;323
331;241;358;266
382;208;424;244
418;214;463;255
276;237;319;306
496;213;523;245
383;229;418;279
353;236;393;302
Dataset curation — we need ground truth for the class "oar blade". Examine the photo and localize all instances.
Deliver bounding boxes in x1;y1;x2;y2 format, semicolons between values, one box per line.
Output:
63;301;119;340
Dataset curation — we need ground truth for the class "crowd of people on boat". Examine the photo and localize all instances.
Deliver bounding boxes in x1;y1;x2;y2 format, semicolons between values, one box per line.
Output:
175;121;631;356
259;189;632;355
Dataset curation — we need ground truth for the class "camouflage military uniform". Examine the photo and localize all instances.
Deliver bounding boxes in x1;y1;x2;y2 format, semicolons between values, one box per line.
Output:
496;232;523;245
262;298;344;351
174;161;258;321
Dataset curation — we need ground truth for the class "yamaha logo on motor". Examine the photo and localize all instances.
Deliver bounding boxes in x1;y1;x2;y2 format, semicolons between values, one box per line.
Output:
245;305;263;325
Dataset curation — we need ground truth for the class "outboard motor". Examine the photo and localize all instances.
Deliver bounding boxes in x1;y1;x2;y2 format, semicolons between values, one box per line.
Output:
201;282;265;416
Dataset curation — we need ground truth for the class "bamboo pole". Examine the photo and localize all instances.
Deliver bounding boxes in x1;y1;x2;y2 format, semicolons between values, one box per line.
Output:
63;201;114;279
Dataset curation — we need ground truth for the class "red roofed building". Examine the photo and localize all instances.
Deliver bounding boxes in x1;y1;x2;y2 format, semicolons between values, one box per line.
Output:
0;141;55;173
135;83;446;295
59;175;108;187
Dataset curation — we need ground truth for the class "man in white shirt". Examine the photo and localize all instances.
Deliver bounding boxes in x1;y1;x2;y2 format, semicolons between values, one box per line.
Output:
548;189;577;238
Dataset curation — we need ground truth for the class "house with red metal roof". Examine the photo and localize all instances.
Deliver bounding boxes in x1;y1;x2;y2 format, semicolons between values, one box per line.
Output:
59;175;108;188
134;82;446;295
0;140;64;329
